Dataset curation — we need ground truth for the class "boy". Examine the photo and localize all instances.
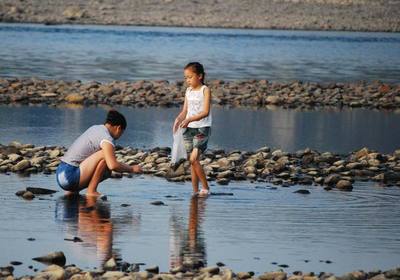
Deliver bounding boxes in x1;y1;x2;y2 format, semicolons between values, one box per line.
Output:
56;110;141;196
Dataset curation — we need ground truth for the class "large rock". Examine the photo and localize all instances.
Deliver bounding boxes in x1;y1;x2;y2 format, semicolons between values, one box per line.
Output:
32;251;66;266
266;95;281;105
259;271;287;280
63;7;87;20
104;257;117;271
336;180;353;191
200;266;219;275
353;147;369;160
8;153;22;162
12;159;31;171
65;93;85;103
166;164;185;178
324;174;341;186
34;265;65;280
102;271;125;279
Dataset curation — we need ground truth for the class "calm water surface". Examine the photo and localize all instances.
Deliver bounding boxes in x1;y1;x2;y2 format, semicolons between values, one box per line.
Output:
0;105;399;153
0;174;399;276
0;23;399;83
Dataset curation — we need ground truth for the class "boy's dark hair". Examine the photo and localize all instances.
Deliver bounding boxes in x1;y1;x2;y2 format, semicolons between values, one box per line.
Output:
105;110;127;130
184;62;206;84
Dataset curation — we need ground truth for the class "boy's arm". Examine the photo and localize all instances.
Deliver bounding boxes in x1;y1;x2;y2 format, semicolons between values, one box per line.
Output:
101;142;142;173
181;87;211;126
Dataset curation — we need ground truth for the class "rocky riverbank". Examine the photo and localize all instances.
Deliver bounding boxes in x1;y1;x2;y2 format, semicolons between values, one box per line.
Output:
0;78;399;110
1;141;400;190
0;0;400;32
1;251;400;280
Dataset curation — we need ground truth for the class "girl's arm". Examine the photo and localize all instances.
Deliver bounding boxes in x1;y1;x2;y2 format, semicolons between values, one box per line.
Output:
180;87;211;127
173;95;188;132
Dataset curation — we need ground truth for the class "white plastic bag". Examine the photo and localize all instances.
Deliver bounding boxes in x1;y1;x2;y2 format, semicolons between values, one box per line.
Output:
171;128;187;164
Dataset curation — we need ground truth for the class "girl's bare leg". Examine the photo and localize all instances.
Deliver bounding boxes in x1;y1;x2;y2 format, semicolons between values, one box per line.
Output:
190;148;209;192
190;150;199;194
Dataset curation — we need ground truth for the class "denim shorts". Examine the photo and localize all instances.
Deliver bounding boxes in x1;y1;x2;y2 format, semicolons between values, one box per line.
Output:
56;161;80;191
183;127;211;153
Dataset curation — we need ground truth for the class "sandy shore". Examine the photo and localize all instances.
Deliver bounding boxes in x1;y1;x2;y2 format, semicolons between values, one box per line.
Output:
0;0;399;32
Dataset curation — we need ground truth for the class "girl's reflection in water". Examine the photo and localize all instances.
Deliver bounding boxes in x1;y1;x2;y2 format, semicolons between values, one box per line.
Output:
170;196;207;270
55;195;139;267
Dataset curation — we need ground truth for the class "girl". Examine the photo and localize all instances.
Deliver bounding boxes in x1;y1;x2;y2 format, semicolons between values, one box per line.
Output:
173;62;212;196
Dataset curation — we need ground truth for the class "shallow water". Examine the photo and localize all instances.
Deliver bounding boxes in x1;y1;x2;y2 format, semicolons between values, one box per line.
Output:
0;23;400;83
0;173;399;276
0;105;400;154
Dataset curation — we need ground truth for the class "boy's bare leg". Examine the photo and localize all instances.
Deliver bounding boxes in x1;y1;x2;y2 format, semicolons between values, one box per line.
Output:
190;148;209;192
86;159;107;196
64;191;75;196
79;150;107;195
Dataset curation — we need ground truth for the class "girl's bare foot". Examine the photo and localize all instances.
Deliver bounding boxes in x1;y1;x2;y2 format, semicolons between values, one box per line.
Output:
198;188;210;197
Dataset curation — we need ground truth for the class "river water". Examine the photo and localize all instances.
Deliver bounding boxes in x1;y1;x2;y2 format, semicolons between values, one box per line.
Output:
0;23;399;83
0;105;399;154
1;23;400;275
1;174;400;276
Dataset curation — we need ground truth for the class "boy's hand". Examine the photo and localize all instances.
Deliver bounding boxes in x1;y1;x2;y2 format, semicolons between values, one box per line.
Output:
131;165;142;173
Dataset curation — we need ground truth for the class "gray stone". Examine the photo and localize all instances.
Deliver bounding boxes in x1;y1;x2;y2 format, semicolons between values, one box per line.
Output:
34;265;65;280
8;153;22;162
236;272;252;279
104;258;117;271
150;201;165;206
102;271;125;279
22;191;35;200
32;251;66;266
216;178;230;185
324;174;341;186
294;189;310;194
13;159;31;171
200;266;220;275
145;266;159;274
336;180;353;191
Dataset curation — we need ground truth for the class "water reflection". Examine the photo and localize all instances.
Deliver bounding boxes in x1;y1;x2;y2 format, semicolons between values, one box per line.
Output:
169;196;207;269
55;195;139;267
1;105;400;153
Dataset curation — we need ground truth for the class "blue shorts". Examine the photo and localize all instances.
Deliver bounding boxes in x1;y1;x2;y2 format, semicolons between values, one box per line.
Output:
56;161;80;191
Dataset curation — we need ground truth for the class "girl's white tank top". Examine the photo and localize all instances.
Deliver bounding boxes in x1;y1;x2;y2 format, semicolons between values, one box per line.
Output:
185;85;212;128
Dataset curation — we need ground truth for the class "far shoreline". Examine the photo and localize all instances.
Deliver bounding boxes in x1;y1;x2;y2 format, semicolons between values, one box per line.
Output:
1;21;400;35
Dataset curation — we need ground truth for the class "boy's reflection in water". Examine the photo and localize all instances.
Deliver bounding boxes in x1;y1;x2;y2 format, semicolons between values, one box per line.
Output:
170;196;207;269
55;195;139;267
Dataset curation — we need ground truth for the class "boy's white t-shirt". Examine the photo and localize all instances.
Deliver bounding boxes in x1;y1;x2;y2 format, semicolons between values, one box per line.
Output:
61;125;115;166
185;85;212;128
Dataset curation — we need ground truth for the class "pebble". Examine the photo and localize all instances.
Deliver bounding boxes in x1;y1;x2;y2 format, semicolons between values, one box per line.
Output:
22;191;35;200
145;265;159;274
294;189;310;194
150;201;165;206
